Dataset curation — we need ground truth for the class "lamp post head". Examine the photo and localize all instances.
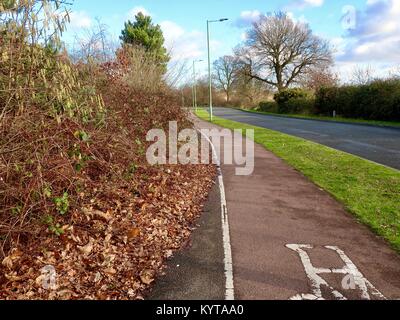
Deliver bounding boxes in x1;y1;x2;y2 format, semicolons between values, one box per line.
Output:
208;18;229;23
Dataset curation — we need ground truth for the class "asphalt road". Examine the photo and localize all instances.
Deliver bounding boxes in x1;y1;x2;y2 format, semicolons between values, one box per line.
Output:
213;107;400;170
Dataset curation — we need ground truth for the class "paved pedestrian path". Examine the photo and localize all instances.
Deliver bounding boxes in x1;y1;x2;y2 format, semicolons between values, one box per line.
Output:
194;116;400;300
148;116;400;300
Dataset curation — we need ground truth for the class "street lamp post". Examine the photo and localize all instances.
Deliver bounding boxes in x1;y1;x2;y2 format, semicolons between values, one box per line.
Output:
193;59;203;112
207;18;228;122
192;83;195;110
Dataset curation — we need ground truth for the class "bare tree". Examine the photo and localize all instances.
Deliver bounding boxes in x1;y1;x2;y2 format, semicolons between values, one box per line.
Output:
351;65;375;85
213;55;238;103
121;45;167;93
233;46;272;106
388;66;400;80
183;76;221;106
303;66;339;90
164;59;189;88
243;12;332;92
71;18;118;64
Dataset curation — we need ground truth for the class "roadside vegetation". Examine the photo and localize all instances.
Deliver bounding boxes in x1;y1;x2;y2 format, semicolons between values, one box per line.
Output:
182;12;333;109
252;79;400;124
0;1;215;299
184;12;399;126
196;109;400;252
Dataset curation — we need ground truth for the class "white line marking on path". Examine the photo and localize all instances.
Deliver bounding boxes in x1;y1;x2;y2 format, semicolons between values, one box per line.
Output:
199;130;235;301
286;244;386;300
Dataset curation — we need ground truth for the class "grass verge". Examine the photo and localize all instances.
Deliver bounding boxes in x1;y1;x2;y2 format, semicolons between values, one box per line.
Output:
196;108;400;252
242;108;400;129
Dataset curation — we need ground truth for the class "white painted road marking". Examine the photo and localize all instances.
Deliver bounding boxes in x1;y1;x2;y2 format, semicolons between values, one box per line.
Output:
199;130;235;301
286;244;386;300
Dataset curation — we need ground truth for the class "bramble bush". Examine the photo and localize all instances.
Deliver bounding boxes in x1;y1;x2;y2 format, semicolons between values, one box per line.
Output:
0;0;189;257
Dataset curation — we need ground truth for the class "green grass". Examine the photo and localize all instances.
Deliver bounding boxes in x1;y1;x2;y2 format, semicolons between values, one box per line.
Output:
196;108;400;252
242;108;400;128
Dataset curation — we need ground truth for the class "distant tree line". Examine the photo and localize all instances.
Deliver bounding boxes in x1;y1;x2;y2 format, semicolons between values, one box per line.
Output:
200;12;399;121
189;12;335;109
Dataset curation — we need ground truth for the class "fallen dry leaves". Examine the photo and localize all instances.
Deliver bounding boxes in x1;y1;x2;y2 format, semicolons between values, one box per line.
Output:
0;55;214;300
0;164;216;300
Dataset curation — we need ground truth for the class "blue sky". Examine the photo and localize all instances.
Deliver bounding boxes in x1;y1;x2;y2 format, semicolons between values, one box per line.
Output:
64;0;400;81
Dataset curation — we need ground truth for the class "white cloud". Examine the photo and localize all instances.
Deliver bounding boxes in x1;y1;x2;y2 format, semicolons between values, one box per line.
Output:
330;37;346;56
286;11;309;25
69;11;92;29
235;10;262;28
304;0;324;6
127;6;150;19
336;0;400;64
160;20;205;61
239;10;262;22
235;9;308;29
333;60;398;84
160;20;185;41
325;0;400;82
287;0;324;10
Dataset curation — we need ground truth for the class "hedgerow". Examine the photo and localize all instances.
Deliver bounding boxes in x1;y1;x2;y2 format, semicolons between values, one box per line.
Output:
315;80;400;120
